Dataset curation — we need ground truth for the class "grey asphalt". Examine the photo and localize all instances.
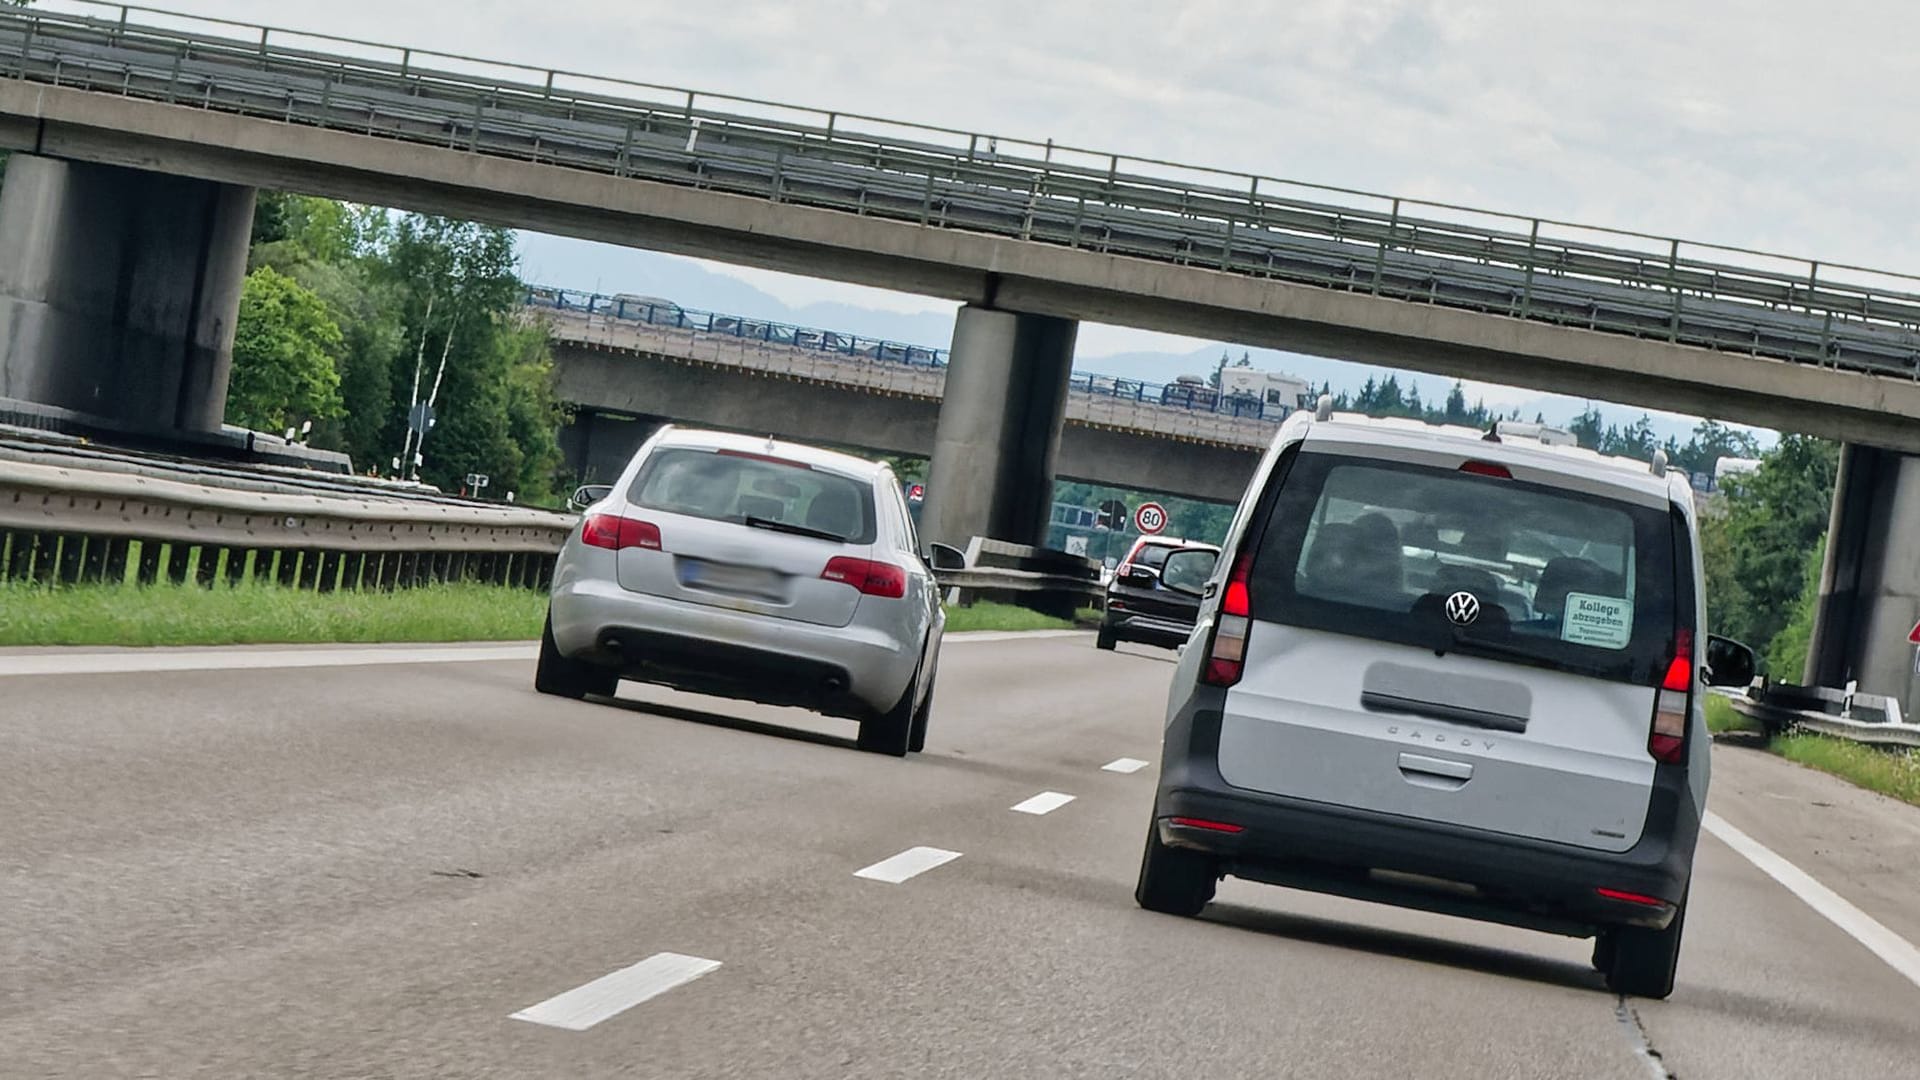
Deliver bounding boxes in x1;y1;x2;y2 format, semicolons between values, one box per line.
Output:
2;635;1916;1079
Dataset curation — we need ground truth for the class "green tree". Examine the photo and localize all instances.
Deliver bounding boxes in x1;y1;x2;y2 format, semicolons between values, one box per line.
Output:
1765;536;1826;682
1569;405;1605;449
1443;380;1470;424
1712;435;1838;655
226;267;345;433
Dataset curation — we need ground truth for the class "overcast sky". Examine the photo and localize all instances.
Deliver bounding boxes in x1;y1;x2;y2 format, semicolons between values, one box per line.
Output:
106;0;1920;404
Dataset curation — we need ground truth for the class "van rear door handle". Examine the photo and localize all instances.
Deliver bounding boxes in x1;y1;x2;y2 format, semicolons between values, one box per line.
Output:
1397;753;1474;782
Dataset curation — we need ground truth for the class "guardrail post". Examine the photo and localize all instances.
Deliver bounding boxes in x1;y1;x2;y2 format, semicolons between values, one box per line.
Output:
134;540;162;586
1667;238;1683;342
194;548;221;589
315;551;343;592
274;550;299;588
1372;198;1400;295
166;543;194;586
1520;219;1540;318
226;548;254;587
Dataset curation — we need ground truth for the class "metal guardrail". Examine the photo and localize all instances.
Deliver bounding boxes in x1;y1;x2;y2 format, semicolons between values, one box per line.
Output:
1730;684;1919;750
0;457;572;590
3;2;1918;381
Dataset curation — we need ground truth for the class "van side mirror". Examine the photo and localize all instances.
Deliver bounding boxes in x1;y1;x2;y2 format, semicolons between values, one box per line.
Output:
569;484;613;511
925;542;968;571
1703;634;1757;688
1160;549;1219;597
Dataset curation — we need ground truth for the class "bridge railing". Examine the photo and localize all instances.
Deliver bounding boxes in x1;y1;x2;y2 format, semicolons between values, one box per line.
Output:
9;1;1919;377
526;287;1298;426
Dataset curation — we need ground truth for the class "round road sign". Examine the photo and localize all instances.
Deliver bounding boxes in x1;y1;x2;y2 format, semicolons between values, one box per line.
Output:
1134;502;1168;535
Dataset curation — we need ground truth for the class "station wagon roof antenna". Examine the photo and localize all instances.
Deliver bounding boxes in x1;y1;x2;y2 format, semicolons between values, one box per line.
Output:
1481;419;1502;443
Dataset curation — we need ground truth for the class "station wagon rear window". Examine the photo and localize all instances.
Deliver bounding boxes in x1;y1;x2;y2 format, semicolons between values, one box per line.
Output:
628;448;876;544
1247;451;1678;684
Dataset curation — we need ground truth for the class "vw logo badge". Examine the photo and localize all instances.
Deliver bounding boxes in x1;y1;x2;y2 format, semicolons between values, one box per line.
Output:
1444;591;1482;626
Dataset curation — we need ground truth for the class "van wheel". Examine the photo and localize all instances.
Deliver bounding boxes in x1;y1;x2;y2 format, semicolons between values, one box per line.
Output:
534;614;618;700
1604;897;1687;999
858;666;917;757
1096;625;1118;651
1135;820;1217;916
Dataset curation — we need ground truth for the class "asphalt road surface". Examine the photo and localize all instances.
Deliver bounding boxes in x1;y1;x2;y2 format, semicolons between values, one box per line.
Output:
3;634;1918;1079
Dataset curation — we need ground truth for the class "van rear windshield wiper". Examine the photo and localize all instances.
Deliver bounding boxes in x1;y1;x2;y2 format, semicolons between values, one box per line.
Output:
744;515;845;543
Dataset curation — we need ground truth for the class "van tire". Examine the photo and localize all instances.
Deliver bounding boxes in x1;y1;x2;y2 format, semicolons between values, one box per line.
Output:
535;614;618;700
1603;897;1687;999
1096;625;1118;651
1135;820;1217;916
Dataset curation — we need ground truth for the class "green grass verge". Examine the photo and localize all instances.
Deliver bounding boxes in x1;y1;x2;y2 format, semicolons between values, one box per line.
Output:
0;581;546;647
1705;694;1920;809
943;602;1078;634
1704;694;1764;735
1774;734;1920;808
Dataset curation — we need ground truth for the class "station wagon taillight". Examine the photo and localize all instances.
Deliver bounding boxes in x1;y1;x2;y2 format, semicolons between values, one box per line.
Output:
582;513;662;551
822;557;907;599
1200;554;1254;687
1650;629;1693;764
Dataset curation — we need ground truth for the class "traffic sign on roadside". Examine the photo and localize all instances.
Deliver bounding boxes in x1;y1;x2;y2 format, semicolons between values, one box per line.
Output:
1909;619;1920;645
1134;502;1168;536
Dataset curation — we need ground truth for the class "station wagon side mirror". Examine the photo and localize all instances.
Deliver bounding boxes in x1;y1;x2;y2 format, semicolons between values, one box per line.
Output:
925;542;968;571
1703;634;1757;688
569;484;614;510
1159;549;1219;597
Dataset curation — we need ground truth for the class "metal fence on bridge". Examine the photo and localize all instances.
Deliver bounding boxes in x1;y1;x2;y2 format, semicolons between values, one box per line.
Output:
2;1;1917;382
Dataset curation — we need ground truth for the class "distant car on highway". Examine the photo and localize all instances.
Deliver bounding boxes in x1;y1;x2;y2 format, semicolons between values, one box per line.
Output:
540;427;946;756
1096;537;1219;651
1137;405;1757;999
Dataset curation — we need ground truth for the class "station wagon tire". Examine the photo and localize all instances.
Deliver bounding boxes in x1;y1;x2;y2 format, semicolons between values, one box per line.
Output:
857;665;918;757
1603;896;1687;999
1135;820;1217;917
1096;625;1118;651
535;614;618;700
907;666;936;754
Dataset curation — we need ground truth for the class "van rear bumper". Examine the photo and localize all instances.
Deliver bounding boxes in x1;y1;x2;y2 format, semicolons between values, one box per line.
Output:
1155;699;1700;937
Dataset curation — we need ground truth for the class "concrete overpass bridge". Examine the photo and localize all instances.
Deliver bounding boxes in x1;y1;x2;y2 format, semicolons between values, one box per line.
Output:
0;2;1916;710
534;290;1271;504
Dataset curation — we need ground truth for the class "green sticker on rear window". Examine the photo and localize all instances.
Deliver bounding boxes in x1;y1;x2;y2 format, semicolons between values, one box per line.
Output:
1561;593;1633;650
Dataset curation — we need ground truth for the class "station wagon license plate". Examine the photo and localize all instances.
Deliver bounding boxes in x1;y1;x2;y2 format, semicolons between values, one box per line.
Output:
678;558;786;601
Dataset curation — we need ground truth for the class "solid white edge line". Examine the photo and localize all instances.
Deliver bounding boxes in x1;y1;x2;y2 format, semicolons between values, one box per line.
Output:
1010;791;1076;815
0;628;1076;679
853;846;963;884
1703;811;1920;992
509;952;722;1032
0;644;537;678
1101;757;1151;774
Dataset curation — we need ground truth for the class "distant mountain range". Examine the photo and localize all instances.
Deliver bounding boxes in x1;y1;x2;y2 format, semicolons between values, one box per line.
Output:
516;235;1772;449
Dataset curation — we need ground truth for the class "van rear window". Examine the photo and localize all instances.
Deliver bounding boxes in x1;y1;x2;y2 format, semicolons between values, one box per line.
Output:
1247;452;1677;684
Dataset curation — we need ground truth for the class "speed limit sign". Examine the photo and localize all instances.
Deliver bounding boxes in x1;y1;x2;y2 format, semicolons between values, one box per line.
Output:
1134;501;1168;535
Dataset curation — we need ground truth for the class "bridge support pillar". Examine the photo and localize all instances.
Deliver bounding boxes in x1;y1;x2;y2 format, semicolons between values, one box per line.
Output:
1806;443;1920;718
920;305;1076;550
0;154;255;435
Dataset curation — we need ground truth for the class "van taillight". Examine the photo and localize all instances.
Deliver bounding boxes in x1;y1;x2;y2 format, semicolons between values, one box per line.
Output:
582;513;663;551
1650;629;1693;764
1201;554;1253;687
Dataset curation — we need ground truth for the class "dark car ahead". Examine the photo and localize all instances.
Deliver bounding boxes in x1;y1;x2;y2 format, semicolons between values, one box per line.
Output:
1096;538;1220;651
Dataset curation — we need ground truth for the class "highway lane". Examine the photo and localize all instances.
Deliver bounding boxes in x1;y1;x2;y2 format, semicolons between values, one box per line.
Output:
2;636;1917;1078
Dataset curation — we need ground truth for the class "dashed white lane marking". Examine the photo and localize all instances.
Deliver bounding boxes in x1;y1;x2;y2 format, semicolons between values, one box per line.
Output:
0;644;536;677
509;952;721;1031
1010;791;1076;815
853;846;962;883
1704;811;1920;992
1102;757;1151;774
